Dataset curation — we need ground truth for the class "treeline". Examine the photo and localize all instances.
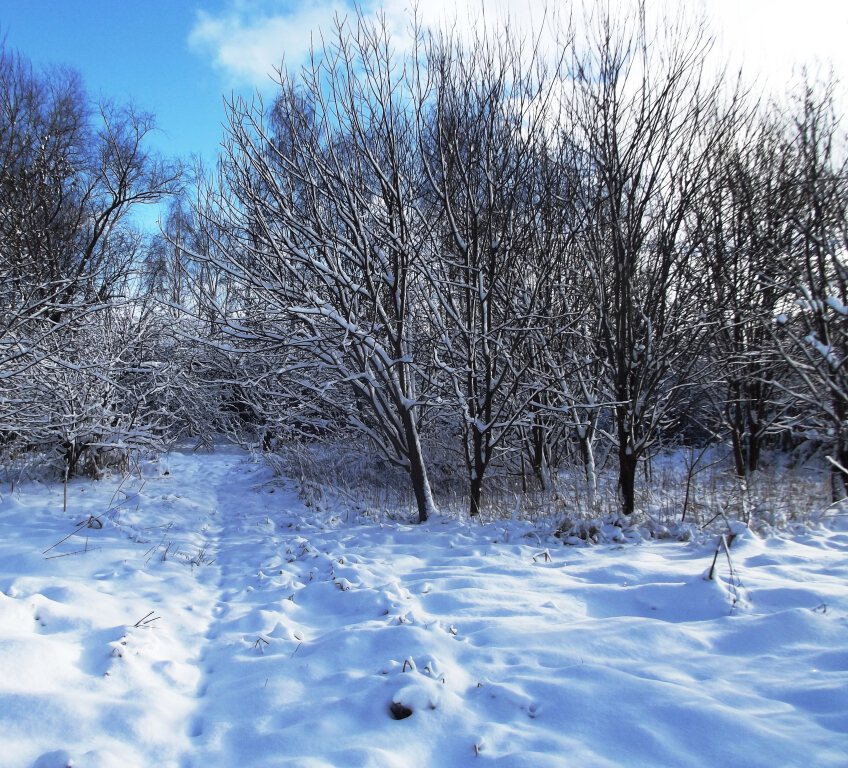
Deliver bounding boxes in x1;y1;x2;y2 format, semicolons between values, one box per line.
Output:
2;6;846;522
0;43;184;478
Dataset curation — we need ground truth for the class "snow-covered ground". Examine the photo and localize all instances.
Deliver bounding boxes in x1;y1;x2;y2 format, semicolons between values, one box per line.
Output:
1;448;846;767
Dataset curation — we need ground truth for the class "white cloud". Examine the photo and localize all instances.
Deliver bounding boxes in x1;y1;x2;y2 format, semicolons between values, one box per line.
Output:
187;0;566;89
188;1;348;88
705;0;848;96
188;0;848;102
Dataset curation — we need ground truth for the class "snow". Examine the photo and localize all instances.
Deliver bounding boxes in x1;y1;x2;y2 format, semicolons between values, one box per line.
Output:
826;296;848;316
805;333;840;368
1;449;847;767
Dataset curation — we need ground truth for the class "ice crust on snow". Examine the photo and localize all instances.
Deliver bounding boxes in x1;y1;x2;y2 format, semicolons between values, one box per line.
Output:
1;449;847;767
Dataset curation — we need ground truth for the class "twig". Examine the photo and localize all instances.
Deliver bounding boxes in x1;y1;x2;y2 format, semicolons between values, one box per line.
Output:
44;546;99;560
707;533;744;608
43;515;104;555
707;535;726;581
681;445;707;521
107;473;131;513
75;515;103;529
44;476;144;558
144;522;174;564
133;611;160;628
254;636;270;654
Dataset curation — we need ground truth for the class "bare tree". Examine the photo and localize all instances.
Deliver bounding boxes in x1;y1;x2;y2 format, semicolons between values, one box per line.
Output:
190;14;439;521
419;21;573;516
697;104;796;476
566;4;730;514
0;42;180;473
769;81;848;499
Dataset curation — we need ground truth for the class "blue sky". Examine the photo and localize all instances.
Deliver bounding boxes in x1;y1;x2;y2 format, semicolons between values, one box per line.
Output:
1;1;230;163
1;0;846;169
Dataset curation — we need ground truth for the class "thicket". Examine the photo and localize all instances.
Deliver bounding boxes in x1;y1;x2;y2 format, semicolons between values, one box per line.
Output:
2;5;846;526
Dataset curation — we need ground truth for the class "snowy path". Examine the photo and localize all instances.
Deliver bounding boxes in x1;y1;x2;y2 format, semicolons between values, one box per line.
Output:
1;450;847;767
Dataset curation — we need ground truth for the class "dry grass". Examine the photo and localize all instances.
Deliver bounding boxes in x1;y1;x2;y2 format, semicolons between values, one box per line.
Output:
263;440;841;538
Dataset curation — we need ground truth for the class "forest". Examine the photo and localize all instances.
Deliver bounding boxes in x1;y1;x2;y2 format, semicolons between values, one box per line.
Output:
2;4;846;528
2;5;848;766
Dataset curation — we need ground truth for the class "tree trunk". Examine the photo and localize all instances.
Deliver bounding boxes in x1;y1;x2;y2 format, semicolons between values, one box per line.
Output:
618;445;638;516
729;388;747;477
831;429;848;504
531;422;549;491
63;440;83;479
469;473;483;518
730;393;763;477
401;410;435;523
730;427;746;478
468;425;486;517
579;433;597;510
746;430;762;475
